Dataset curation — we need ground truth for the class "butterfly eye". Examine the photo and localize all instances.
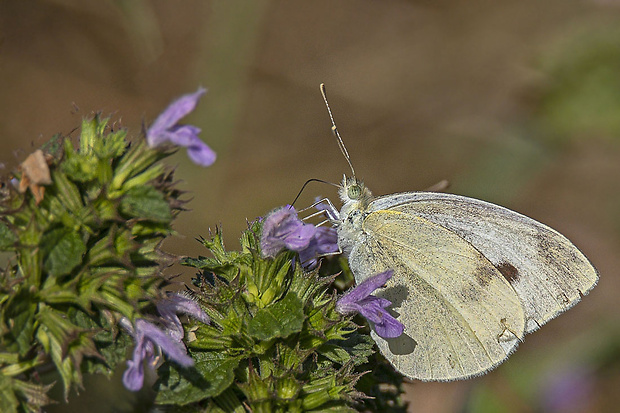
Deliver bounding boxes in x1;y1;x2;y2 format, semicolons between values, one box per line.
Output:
348;184;362;200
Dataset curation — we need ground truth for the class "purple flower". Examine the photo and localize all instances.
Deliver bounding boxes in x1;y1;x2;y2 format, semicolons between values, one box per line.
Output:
120;318;194;392
121;294;209;391
156;293;210;342
146;87;216;167
336;270;404;339
260;206;317;257
298;226;339;269
260;205;340;269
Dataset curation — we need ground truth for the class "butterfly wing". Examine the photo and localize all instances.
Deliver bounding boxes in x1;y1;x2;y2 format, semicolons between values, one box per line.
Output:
346;209;526;381
370;192;599;334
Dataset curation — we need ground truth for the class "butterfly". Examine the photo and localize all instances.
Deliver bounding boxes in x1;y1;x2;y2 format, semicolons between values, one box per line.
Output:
319;84;599;381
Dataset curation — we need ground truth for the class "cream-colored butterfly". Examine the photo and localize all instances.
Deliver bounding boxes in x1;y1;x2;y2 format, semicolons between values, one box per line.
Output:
319;84;598;381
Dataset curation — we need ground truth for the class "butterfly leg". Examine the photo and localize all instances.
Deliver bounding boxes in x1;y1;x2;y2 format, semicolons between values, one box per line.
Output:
298;197;340;223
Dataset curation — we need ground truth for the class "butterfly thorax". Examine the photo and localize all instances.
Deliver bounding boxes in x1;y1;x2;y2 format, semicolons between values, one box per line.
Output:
337;176;373;256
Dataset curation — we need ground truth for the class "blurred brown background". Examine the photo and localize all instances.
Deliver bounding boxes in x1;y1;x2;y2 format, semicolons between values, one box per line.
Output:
1;1;619;412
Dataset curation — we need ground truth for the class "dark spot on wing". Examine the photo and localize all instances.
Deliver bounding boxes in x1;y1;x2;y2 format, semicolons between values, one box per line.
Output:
497;262;519;285
535;228;578;266
448;354;456;369
474;265;495;287
558;291;570;306
535;232;556;266
458;285;478;302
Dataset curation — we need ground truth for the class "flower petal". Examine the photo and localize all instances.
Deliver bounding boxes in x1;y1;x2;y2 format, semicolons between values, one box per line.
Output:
186;139;217;167
335;270;404;339
373;310;405;339
298;226;339;268
122;326;148;391
336;270;393;309
313;227;339;254
361;296;392;309
355;298;404;338
146;87;216;167
147;88;206;146
261;206;316;257
122;357;146;392
167;125;202;147
356;298;386;323
136;319;193;367
157;293;210;342
160;312;184;343
162;293;210;324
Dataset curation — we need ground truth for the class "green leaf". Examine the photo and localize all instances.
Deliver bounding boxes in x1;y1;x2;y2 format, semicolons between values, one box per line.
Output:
41;228;86;276
130;221;172;237
188;322;236;351
0;222;17;250
2;288;37;356
70;309;133;376
319;333;375;366
0;375;19;413
35;308;89;398
248;292;305;341
119;186;172;223
155;351;240;405
92;197;118;222
91;328;133;376
12;378;55;412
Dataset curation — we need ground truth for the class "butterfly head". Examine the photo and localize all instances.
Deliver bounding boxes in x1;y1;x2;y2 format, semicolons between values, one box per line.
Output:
339;175;373;208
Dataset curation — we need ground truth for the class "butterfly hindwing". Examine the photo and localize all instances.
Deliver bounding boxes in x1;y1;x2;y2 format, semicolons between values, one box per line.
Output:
347;209;525;381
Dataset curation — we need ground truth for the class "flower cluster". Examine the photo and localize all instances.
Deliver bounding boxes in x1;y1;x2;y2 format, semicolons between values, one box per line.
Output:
0;87;216;412
173;222;408;411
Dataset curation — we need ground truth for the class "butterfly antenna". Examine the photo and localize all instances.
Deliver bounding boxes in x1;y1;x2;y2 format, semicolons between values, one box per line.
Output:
289;178;339;209
320;83;356;178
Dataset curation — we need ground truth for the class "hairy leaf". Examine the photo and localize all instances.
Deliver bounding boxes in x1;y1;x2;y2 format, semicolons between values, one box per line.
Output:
120;186;172;223
248;292;305;341
155;351;239;405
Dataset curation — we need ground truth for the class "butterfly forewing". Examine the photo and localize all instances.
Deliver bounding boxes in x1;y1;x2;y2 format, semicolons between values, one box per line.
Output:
371;192;599;334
